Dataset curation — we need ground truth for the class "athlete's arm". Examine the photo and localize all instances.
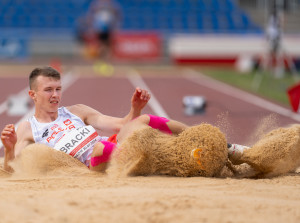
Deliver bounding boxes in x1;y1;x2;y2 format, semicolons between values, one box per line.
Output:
68;104;126;134
1;122;34;172
68;87;150;134
125;87;151;123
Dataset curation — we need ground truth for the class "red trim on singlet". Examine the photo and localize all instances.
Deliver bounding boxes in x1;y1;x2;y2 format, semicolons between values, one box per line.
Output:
107;134;117;144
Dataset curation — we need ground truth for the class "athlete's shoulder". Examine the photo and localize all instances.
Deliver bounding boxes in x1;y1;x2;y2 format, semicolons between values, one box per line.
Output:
66;104;92;113
17;120;31;130
65;104;90;119
16;121;34;141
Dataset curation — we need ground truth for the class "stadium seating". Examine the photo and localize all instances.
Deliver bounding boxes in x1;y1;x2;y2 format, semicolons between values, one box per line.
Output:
0;0;262;34
0;0;91;29
118;0;261;33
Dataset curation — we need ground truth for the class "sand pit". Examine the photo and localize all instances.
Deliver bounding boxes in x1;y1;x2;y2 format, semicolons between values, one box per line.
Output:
10;143;90;177
0;124;300;222
0;164;299;222
235;124;300;177
108;124;227;177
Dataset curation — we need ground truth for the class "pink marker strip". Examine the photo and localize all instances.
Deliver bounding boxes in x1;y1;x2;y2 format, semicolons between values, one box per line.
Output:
147;114;172;135
90;141;116;167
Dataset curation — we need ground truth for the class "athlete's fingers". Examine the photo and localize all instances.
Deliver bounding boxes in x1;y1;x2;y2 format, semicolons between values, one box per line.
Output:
134;87;145;99
140;89;150;100
3;124;15;132
2;127;15;134
1;135;9;140
146;93;151;101
139;90;146;100
133;87;150;103
1;129;14;135
133;87;142;100
142;92;150;101
0;135;13;143
1;133;13;140
135;87;142;96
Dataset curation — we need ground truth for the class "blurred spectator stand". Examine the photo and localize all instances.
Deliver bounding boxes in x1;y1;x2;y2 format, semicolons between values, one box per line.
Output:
0;0;299;65
0;30;29;60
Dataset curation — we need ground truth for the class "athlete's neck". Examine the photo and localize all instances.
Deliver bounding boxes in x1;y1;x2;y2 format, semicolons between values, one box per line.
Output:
34;110;59;123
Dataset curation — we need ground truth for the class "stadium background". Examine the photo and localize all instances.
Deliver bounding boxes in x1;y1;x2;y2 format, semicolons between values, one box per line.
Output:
1;0;300;148
0;1;300;223
0;0;299;63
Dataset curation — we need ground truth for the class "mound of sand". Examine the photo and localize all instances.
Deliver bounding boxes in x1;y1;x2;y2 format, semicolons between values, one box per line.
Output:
0;166;11;178
107;123;228;177
238;124;300;177
10;143;90;177
2;123;299;179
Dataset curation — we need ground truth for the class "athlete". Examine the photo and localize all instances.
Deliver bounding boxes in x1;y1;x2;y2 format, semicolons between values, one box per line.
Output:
1;66;190;173
1;67;247;173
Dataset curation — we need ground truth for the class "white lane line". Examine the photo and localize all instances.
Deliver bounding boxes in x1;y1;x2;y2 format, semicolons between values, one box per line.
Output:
127;69;169;119
0;71;79;150
0;87;29;115
0;101;7;115
184;68;300;122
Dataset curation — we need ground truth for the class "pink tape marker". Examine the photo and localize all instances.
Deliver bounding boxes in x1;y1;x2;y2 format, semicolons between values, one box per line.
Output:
147;114;172;135
90;141;116;167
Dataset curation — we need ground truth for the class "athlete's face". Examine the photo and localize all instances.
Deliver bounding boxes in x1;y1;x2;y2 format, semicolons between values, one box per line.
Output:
29;76;62;112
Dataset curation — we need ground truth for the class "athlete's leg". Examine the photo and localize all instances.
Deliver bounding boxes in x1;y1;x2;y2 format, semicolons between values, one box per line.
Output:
146;114;187;135
117;115;149;144
117;114;188;144
89;141;116;172
165;118;188;135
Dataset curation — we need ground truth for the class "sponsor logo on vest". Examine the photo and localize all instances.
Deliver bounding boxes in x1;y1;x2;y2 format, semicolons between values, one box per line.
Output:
64;119;72;126
42;129;49;138
47;119;76;143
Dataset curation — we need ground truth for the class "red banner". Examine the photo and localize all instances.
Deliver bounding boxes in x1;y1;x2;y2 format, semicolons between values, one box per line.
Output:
287;82;300;112
112;33;161;60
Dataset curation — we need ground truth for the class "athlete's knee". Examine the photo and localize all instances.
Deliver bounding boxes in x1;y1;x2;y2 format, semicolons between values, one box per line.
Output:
133;114;150;124
90;141;116;168
146;114;172;135
129;114;173;135
90;142;105;158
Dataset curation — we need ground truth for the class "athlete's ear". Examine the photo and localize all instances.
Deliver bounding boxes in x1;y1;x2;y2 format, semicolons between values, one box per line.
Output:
28;90;36;100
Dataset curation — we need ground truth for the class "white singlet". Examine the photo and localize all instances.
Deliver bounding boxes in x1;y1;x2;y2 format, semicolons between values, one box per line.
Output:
28;107;108;166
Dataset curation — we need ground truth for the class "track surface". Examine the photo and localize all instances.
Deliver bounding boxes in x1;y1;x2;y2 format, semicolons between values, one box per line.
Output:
0;66;299;156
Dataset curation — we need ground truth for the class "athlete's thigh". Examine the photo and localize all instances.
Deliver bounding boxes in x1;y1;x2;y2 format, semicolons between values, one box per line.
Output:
117;115;150;144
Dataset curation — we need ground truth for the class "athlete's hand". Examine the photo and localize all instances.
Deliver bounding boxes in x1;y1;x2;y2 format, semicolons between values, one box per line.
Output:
1;124;17;151
131;87;151;111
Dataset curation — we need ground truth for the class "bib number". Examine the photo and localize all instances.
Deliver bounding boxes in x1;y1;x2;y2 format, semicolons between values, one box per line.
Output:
54;125;100;158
